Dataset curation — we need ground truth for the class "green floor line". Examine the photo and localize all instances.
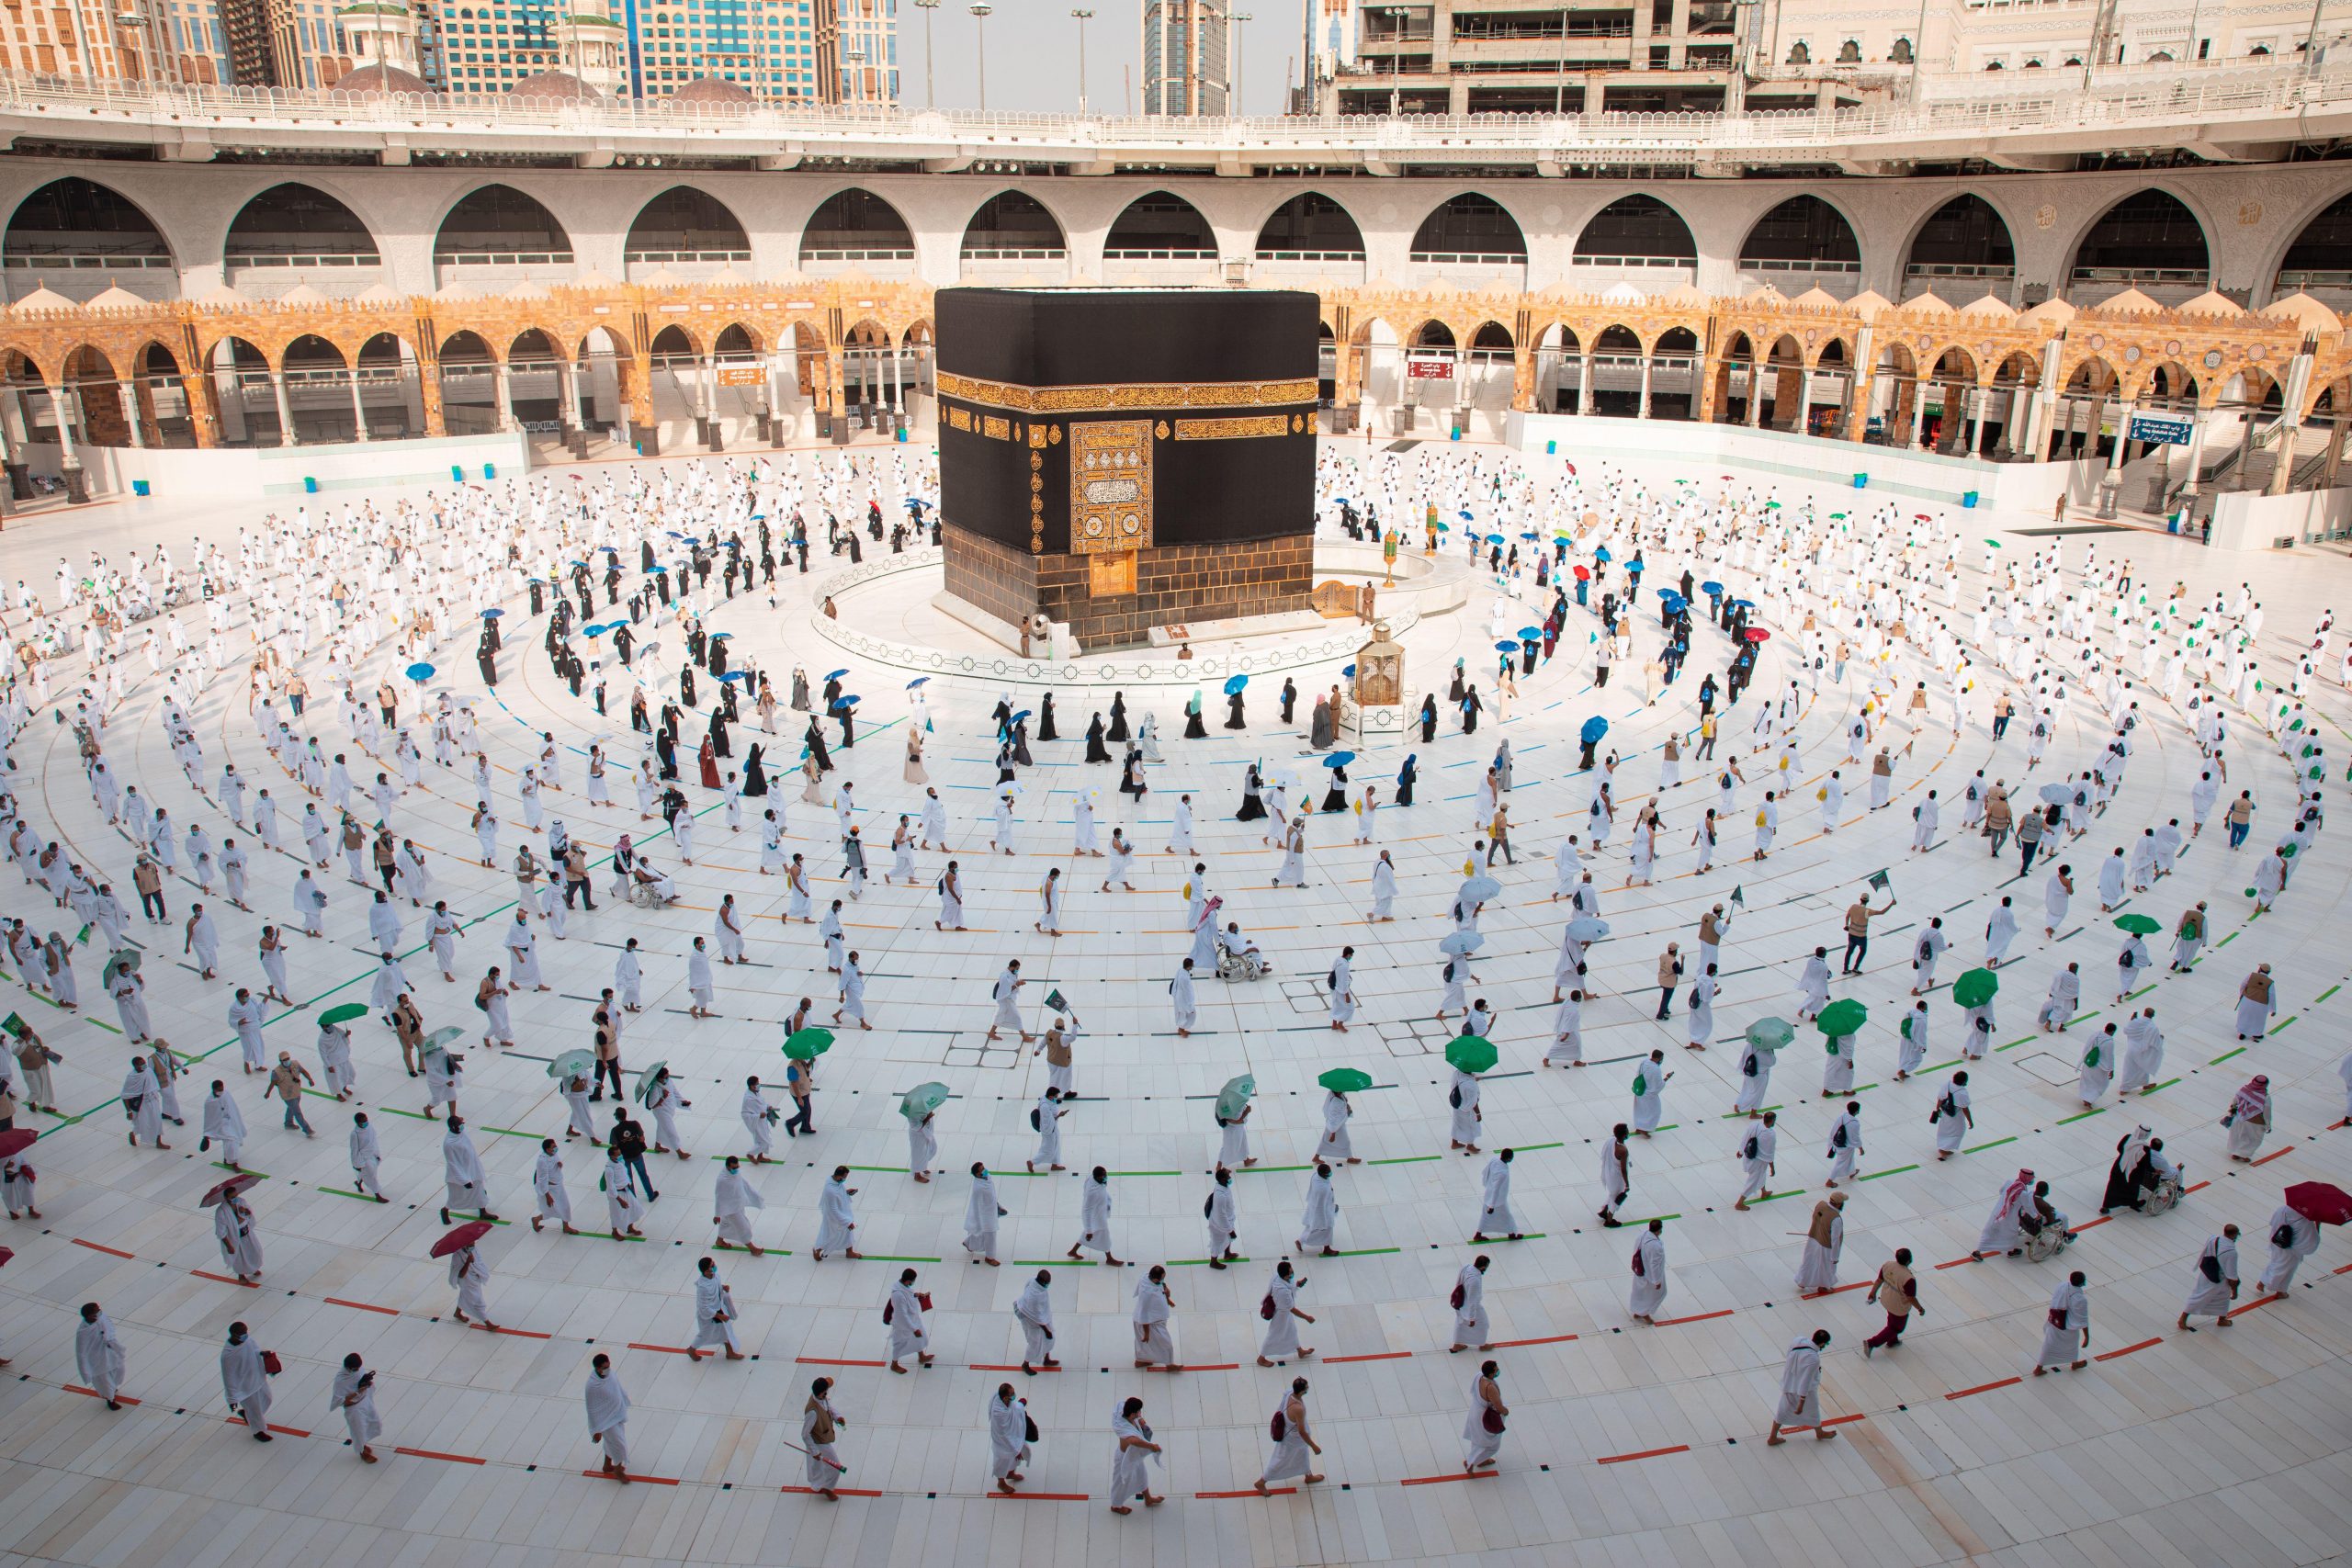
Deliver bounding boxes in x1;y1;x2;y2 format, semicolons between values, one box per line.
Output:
1168;1257;1253;1267
1921;1059;1962;1074
1623;1213;1681;1224
1237;1164;1314;1174
1858;1164;1918;1180
481;1125;542;1140
1329;1246;1404;1257
1016;1258;1093;1267
2269;1015;2299;1033
1963;1135;2018;1153
2056;1107;2106;1124
314;1186;381;1202
1368;1155;1443;1166
1107;1169;1182;1178
2210;1046;2247;1064
2215;931;2238;948
2144;1077;2181;1093
375;1106;433;1120
1510;1141;1566;1153
845;1165;910;1173
1996;1036;2036;1052
1467;1233;1545;1243
1745;1189;1804;1204
2314;985;2341;1003
855;1254;942;1264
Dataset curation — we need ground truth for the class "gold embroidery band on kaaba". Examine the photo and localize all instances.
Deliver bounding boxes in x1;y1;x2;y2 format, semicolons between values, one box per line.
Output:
937;371;1317;415
1173;415;1292;440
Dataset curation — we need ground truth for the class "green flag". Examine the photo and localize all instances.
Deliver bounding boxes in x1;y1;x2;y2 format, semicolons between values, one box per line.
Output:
1044;988;1069;1015
0;1012;25;1039
1867;869;1892;896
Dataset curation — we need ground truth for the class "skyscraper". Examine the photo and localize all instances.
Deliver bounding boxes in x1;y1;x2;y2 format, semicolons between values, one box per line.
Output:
1142;0;1227;115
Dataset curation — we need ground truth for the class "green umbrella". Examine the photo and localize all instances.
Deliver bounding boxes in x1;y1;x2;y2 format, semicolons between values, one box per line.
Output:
1444;1036;1499;1074
424;1026;465;1053
1816;998;1869;1036
2278;843;2298;858
899;1081;950;1122
1745;1016;1795;1051
783;1027;835;1059
319;1002;368;1027
1317;1067;1374;1094
548;1047;595;1080
632;1060;668;1106
1216;1074;1256;1122
1951;968;1999;1009
2113;913;2161;936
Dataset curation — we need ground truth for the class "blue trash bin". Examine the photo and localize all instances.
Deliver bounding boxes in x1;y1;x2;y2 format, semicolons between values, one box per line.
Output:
483;462;496;479
303;476;318;494
1851;473;1868;489
450;465;464;482
1961;491;1979;509
1546;440;1557;456
131;479;151;498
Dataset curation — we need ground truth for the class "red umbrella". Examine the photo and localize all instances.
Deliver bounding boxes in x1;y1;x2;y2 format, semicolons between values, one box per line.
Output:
199;1172;262;1208
1573;565;1591;581
1744;627;1770;643
431;1220;493;1258
2284;1181;2352;1225
0;1247;12;1268
0;1128;36;1159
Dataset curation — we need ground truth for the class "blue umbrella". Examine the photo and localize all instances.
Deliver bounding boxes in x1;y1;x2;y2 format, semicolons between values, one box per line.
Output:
720;671;749;683
1484;533;1504;545
664;530;688;539
1518;626;1542;640
481;608;503;619
1323;750;1356;769
1566;916;1611;942
1580;716;1609;745
1457;509;1475;520
1224;674;1250;695
1459;874;1502;903
1657;587;1680;600
905;676;931;689
1701;581;1724;595
1518;530;1538;541
404;661;435;682
1440;931;1485;955
824;669;850;682
830;694;861;711
710;631;733;640
582;623;610;637
1340;664;1356;679
1493;641;1519;653
1009;709;1032;725
1593;546;1611;562
1729;598;1754;610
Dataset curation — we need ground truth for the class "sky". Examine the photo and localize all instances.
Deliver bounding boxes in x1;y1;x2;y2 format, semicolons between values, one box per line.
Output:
894;2;1303;117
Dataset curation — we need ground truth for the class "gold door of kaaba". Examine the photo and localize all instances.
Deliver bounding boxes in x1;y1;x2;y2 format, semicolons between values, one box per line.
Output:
1069;420;1154;583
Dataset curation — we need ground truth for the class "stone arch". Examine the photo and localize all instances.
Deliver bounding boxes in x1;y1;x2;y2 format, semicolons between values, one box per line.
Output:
799;187;917;266
1467;321;1512;358
624;185;752;265
959;190;1069;258
1573;194;1696;265
713;322;763;355
1412;320;1458;350
4;175;176;300
223;183;380;287
432;184;574;286
435;330;501;435
648;322;703;360
1900;194;2018;295
1255;191;1367;258
1410;193;1527;262
2265;186;2352;300
1103;190;1216;256
1738;194;1860;284
2065;187;2211;293
198;335;278;446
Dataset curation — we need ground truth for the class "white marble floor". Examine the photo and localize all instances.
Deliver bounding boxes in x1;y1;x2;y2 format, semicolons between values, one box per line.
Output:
0;440;2349;1568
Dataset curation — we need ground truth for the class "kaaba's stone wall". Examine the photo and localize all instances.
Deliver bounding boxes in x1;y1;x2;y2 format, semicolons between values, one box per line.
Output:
944;529;1317;649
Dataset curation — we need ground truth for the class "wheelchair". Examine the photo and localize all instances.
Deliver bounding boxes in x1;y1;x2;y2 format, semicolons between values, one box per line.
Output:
627;874;680;909
2141;1176;2184;1215
1215;935;1267;983
2019;1213;2076;1263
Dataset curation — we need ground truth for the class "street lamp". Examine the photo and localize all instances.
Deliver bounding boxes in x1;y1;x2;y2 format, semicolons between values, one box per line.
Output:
913;0;939;108
1071;7;1093;113
1382;6;1409;117
1230;10;1252;114
844;43;865;104
970;3;993;111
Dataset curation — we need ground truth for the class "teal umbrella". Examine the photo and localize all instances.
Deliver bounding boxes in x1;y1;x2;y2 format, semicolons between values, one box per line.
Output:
1216;1074;1255;1121
632;1061;668;1106
1317;1067;1374;1094
1816;998;1869;1036
783;1028;835;1059
899;1082;950;1122
1745;1016;1795;1052
1444;1036;1498;1074
548;1047;595;1080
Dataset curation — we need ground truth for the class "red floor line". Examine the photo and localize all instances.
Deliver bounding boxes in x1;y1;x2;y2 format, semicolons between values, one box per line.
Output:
324;1296;401;1316
1780;1414;1867;1434
1596;1444;1690;1465
1806;1281;1871;1297
781;1485;886;1496
991;1491;1091;1501
2073;1216;2112;1231
487;1326;552;1339
1487;1332;1581;1348
1944;1376;2023;1401
1401;1469;1503;1484
2094;1337;2164;1361
1932;1257;1978;1270
968;1363;1060;1372
2229;1292;2285;1314
1323;1350;1415;1363
796;1357;887;1368
2250;1147;2294;1167
394;1446;486;1465
582;1470;681;1484
1196;1487;1294;1498
1651;1309;1734;1326
189;1269;257;1287
64;1385;141;1404
72;1238;134;1259
628;1342;692;1355
2185;1180;2211;1193
222;1417;313;1438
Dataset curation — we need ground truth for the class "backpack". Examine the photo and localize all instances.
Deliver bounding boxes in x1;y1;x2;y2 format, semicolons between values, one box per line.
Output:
1327;967;1338;990
1029;1107;1042;1131
1450;1280;1466;1310
1270;1407;1287;1440
1833;1122;1849;1148
1260;1293;1278;1321
1204;1193;1216;1219
2199;1249;2222;1283
2273;1223;2297;1248
1631;1244;1645;1277
1743;1134;1759;1161
1448;1084;1462;1110
1742;1053;1758;1077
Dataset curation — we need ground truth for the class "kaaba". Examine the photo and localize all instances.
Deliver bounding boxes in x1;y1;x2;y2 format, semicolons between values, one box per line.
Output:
933;288;1320;649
